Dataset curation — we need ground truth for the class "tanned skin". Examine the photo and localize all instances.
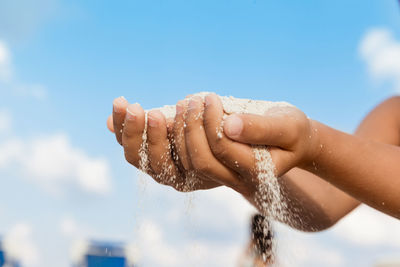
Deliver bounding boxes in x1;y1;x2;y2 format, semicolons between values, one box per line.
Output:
108;95;400;231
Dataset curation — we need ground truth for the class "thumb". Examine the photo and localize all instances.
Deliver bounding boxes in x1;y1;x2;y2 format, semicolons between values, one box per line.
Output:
223;112;297;149
223;112;301;177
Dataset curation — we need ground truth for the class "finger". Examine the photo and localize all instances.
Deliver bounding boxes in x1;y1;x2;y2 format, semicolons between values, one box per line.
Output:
166;117;174;134
171;99;221;191
173;100;192;170
107;115;114;133
223;106;303;149
203;94;255;176
165;116;180;168
122;103;146;169
147;110;184;188
184;96;245;191
221;105;301;177
113;96;129;145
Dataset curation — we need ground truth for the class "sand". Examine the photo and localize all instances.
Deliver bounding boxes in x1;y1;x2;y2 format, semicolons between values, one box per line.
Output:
138;92;294;265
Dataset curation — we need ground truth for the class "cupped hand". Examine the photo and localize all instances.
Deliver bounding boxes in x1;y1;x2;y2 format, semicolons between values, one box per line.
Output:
171;94;265;200
171;95;255;197
222;99;320;175
108;96;220;192
173;93;320;201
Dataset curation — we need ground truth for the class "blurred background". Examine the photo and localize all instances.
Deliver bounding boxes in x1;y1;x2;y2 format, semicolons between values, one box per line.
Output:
0;0;399;266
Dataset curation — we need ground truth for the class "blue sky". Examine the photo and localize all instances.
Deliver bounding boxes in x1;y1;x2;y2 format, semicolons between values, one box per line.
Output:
0;0;400;266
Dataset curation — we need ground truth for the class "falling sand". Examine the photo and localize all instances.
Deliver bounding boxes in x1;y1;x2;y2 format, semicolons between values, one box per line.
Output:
138;92;294;264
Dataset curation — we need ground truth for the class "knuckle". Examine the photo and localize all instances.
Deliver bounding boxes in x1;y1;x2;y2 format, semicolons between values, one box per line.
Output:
147;134;159;146
122;128;134;139
210;141;228;160
285;111;309;147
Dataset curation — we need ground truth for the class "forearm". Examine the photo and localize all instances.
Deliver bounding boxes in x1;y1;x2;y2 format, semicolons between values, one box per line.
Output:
307;121;400;219
267;97;400;229
277;168;358;231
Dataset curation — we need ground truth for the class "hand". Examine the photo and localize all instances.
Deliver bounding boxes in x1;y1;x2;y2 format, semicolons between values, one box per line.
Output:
171;95;255;197
222;100;320;175
174;93;320;202
172;94;267;200
107;97;220;192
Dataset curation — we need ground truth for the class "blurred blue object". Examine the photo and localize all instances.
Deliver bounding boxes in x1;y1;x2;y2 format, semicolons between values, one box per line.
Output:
0;250;4;267
0;243;21;267
74;241;135;267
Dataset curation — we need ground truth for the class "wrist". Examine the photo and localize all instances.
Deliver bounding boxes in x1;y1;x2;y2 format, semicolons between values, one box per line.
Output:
301;119;324;170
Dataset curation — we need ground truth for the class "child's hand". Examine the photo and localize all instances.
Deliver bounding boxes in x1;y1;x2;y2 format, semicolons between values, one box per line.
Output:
171;95;256;198
108;97;221;192
202;94;400;220
174;93;320;200
222;98;320;176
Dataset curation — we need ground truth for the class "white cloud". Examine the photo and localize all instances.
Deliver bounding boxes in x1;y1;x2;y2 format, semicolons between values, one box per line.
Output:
131;172;400;266
0;41;12;82
151;183;347;267
25;134;112;194
0;134;112;195
125;180;251;266
0;138;23;168
331;205;400;247
268;223;343;267
59;215;96;239
70;239;89;264
55;183;252;267
360;28;400;91
202;187;256;225
60;217;79;237
58;216;96;264
3;223;40;267
0;40;47;99
124;243;141;266
137;219;180;266
135;218;242;267
143;176;256;230
59;216;240;267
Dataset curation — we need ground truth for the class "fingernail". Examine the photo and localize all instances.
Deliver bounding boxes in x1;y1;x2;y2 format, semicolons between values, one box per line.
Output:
113;96;126;104
188;99;199;111
126;103;140;120
148;113;158;127
176;102;184;115
205;95;212;107
224;115;243;137
113;96;127;111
